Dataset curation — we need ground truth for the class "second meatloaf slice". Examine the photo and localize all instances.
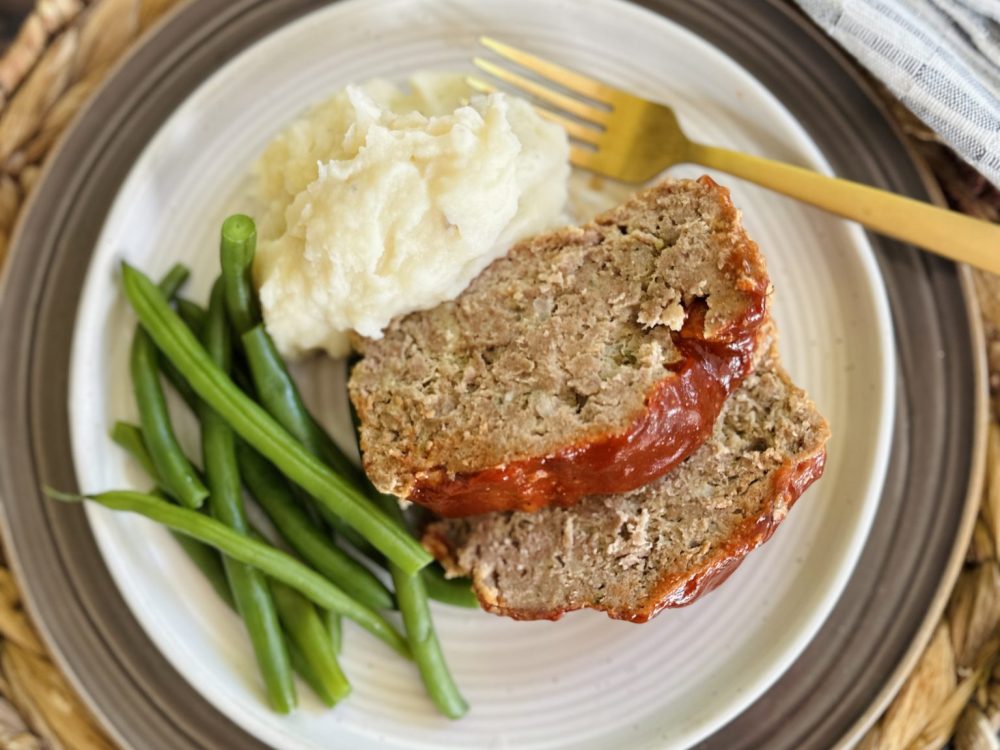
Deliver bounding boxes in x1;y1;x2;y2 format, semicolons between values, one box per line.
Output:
423;343;830;622
350;177;771;517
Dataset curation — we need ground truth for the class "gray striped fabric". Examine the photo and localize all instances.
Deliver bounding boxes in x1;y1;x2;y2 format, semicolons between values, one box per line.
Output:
796;0;1000;187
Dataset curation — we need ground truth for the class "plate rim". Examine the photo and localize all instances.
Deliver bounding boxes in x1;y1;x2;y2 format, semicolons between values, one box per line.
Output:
764;11;988;742
837;268;986;746
0;1;281;745
68;0;900;745
837;172;988;747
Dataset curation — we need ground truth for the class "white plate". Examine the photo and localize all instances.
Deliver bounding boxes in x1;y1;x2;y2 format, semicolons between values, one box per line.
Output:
68;0;895;747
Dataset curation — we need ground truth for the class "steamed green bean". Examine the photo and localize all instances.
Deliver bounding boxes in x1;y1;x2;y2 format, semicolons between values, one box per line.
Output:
54;489;410;655
269;577;351;705
120;262;431;576
241;326;374;553
348;406;466;717
422;564;479;610
176;298;207;339
220;214;261;336
158;263;190;298
111;420;157;479
324;609;343;656
110;420;344;705
350;413;466;715
175;533;236;608
221;212;368;551
129;269;206;509
201;279;295;713
237;440;393;611
369;485;468;718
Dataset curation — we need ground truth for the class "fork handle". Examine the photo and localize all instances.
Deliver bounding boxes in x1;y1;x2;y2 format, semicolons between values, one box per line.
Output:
688;143;1000;275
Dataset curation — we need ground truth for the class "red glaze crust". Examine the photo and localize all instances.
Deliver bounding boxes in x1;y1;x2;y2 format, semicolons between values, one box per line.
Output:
410;315;764;517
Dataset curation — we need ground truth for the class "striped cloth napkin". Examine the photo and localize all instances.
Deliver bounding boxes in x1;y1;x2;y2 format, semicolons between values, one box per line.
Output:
796;0;1000;188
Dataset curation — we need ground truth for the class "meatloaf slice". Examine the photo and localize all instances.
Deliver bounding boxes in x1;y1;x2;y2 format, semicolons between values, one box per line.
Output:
422;344;830;622
350;176;771;517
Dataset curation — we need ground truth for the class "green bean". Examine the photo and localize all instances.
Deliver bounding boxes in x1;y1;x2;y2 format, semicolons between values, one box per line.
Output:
158;355;199;411
286;638;333;707
233;353;328;534
181;534;343;707
240;326;376;553
159;263;191;298
236;441;393;611
220;214;261;336
245;529;349;705
120;262;431;576
324;610;343;656
109;421;225;601
250;527;349;705
49;489;410;657
302;471;376;557
269;577;351;705
184;532;345;707
347;409;466;717
177;527;342;706
111;421;157;478
176;298;207;339
111;421;228;603
201;279;295;713
396;571;467;718
179;532;343;706
366;486;467;718
421;564;479;609
110;420;338;706
175;533;236;608
243;327;362;482
130;290;207;508
183;532;350;706
159;300;205;410
238;326;336;523
242;327;323;455
154;267;196;408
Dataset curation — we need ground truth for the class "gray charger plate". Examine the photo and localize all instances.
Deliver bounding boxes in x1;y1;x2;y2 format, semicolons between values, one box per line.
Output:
0;0;986;747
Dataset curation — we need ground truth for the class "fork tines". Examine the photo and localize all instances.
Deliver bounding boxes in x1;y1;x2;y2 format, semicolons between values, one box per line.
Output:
469;36;615;148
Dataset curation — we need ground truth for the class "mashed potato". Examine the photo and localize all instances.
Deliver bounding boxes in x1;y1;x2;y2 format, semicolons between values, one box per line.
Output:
253;75;569;358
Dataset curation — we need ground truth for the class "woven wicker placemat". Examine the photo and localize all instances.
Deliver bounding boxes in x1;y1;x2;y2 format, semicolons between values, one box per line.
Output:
0;1;997;748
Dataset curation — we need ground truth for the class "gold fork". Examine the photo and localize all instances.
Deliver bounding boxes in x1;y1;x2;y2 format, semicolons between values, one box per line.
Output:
470;37;1000;274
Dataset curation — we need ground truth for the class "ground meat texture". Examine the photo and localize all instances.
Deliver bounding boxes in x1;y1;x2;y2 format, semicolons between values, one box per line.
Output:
423;343;830;622
349;176;771;516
